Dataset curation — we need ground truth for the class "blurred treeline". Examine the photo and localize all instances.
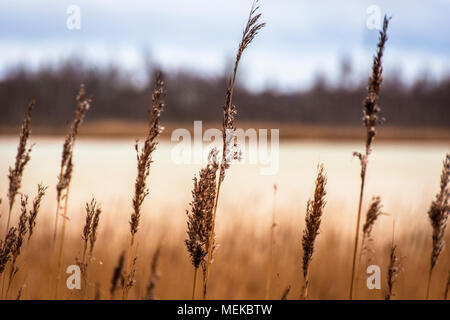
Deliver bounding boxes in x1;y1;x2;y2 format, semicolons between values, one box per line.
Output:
0;59;449;128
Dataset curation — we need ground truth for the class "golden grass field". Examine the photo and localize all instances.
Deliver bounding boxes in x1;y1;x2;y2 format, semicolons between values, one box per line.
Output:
0;3;448;301
0;136;448;299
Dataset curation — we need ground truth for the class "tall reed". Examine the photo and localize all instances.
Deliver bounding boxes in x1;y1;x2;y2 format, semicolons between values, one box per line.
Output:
301;164;327;299
78;198;101;298
122;73;166;300
6;100;35;234
185;149;219;300
0;228;17;277
426;153;449;299
54;84;91;297
27;184;47;242
385;244;400;300
385;222;401;300
355;196;383;295
5;195;28;298
203;0;265;300
349;15;390;300
20;184;47;300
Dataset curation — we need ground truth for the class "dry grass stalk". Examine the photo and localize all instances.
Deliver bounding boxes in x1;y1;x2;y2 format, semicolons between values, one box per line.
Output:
123;73;166;300
145;245;162;300
281;285;291;300
27;184;47;242
123;256;137;299
265;184;277;299
360;197;384;263
110;251;125;299
54;85;90;241
17;184;47;300
203;0;265;300
362;196;383;239
6;100;35;234
54;84;90;297
426;153;449;299
77;198;101;298
355;196;383;296
349;15;390;300
5;195;29;298
0;228;17;277
385;244;401;300
185;149;219;300
81;198;102;261
301;164;327;299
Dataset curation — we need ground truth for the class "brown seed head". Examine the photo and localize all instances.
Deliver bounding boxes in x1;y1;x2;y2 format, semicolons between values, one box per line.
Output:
57;85;90;203
427;153;449;271
8;100;35;211
28;184;47;240
0;227;17;274
363;196;383;238
185;149;219;269
385;244;402;300
302;164;327;279
220;0;265;181
11;195;29;263
130;73;166;236
362;16;390;156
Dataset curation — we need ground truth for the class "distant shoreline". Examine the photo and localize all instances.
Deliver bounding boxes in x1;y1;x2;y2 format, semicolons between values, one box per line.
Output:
1;120;449;142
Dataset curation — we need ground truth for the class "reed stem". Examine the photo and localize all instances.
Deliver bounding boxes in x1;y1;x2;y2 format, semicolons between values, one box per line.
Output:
192;267;198;300
349;175;365;299
122;235;135;300
55;184;71;298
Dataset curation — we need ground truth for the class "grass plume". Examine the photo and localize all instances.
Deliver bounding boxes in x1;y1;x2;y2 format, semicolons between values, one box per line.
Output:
349;15;390;300
123;73;166;300
185;149;219;300
0;228;17;276
54;84;91;297
5;195;29;298
301;164;327;299
203;0;265;300
27;184;47;242
385;244;401;300
78;197;102;298
54;84;90;241
81;198;102;261
426;153;449;299
6;100;35;234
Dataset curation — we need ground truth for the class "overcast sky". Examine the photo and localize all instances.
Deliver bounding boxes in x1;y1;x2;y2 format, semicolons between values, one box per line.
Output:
0;0;449;90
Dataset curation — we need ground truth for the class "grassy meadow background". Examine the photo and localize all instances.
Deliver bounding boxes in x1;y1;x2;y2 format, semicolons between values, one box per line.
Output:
0;0;449;301
0;135;448;299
